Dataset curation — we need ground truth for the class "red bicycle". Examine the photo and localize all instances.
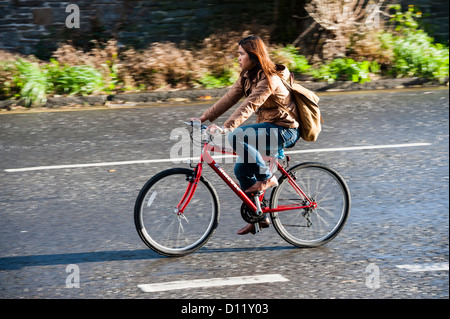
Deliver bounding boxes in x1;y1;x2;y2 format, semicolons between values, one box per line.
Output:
135;122;350;256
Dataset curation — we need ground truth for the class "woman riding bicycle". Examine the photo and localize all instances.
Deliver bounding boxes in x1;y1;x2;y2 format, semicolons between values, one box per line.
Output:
192;35;301;235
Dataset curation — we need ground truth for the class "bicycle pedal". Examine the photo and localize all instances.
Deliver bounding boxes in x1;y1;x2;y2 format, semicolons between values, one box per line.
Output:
245;190;264;197
254;222;261;234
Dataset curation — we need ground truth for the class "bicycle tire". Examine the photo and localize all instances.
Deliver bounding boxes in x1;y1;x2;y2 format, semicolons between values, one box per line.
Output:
270;162;350;248
134;168;220;257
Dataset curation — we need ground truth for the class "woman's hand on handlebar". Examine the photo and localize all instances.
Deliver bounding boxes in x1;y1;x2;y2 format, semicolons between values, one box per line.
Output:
205;124;222;135
190;115;207;124
205;124;230;135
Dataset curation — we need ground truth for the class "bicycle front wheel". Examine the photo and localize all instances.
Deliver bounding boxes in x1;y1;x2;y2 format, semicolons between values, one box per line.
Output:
134;168;219;256
270;162;350;248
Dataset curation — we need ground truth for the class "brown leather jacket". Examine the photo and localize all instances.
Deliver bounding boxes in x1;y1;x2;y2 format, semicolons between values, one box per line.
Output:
201;65;299;131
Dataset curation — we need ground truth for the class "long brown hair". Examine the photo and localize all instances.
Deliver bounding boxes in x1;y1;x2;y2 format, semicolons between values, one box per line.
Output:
239;35;279;90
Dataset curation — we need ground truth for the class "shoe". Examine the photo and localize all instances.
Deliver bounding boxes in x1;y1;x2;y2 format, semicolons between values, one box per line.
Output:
236;217;271;235
244;175;278;195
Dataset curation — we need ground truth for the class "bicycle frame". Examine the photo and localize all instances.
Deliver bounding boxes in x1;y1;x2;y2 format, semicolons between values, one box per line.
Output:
176;141;317;215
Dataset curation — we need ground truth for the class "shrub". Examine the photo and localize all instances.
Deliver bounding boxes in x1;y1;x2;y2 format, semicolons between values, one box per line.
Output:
271;45;311;74
52;40;120;92
197;69;237;89
0;51;104;106
45;60;103;95
119;42;200;90
0;57;20;101
14;59;48;107
377;5;449;83
311;58;379;83
391;31;449;82
0;13;447;108
348;4;448;83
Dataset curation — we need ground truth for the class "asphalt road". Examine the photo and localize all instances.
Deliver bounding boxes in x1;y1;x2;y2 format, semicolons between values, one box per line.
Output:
0;88;448;302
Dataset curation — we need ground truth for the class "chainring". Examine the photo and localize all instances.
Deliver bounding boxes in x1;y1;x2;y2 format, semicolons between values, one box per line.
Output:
240;198;268;224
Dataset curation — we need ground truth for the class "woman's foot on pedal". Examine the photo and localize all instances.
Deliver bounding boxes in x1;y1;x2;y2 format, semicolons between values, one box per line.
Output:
236;217;271;235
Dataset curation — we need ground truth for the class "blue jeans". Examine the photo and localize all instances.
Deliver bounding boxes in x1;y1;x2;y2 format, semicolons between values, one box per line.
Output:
227;122;300;191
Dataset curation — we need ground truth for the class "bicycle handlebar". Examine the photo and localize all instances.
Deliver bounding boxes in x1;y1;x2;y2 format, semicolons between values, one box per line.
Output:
183;121;286;159
183;121;208;131
184;121;226;137
183;121;214;146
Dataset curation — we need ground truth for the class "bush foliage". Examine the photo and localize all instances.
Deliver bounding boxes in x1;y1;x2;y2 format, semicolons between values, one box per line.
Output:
0;6;447;107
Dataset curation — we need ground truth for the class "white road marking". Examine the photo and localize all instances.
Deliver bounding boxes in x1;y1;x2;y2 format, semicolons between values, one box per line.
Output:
396;262;449;272
285;143;431;155
137;274;289;293
4;158;179;173
4;143;431;173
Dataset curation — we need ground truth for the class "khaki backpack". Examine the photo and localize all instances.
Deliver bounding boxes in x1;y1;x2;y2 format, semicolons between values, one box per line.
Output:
280;75;322;142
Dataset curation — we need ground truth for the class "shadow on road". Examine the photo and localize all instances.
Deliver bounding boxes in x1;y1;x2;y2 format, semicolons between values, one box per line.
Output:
0;249;162;270
0;245;301;270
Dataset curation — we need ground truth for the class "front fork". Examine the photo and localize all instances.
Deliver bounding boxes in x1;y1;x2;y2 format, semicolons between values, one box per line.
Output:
175;162;203;215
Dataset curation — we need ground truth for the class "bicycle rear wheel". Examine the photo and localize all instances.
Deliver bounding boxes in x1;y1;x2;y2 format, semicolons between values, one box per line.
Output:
134;168;219;256
270;162;350;248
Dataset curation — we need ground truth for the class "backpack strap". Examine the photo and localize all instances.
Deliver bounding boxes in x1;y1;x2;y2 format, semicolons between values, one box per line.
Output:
280;75;324;124
277;76;301;125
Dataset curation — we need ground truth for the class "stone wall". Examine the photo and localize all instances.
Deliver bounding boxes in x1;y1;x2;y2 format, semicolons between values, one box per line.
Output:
0;0;447;58
0;0;276;57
